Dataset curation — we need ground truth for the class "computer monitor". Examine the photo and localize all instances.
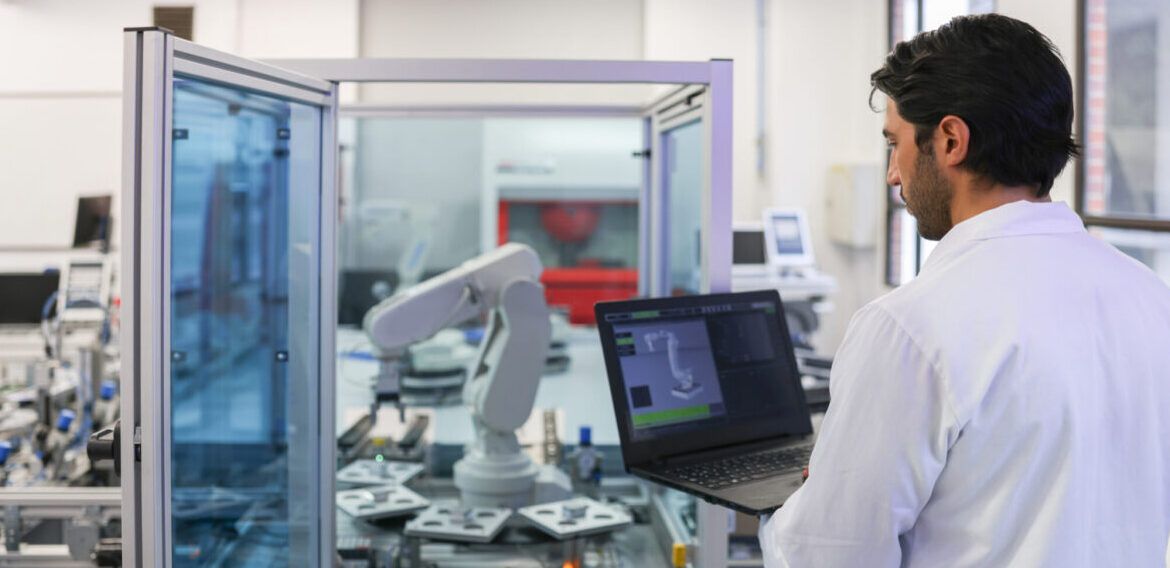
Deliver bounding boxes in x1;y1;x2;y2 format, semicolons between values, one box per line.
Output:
732;223;767;266
0;272;60;325
58;260;110;324
338;269;399;326
762;208;815;267
72;195;113;250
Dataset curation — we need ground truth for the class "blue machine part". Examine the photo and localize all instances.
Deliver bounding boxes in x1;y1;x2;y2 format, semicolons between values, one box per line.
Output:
463;327;485;345
578;425;592;447
0;441;11;464
100;380;118;400
56;409;76;432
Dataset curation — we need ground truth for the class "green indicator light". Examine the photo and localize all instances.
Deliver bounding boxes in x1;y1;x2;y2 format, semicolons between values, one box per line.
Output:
631;310;660;319
616;337;635;346
375;454;384;463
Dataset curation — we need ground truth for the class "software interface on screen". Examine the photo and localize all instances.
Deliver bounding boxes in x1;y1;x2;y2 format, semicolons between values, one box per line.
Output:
604;300;805;442
770;214;805;256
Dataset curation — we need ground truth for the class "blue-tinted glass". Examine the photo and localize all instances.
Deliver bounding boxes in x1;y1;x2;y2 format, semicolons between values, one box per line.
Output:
663;120;703;295
170;77;320;566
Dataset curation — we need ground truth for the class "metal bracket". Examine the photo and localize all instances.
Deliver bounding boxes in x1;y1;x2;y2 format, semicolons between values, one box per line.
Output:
4;505;19;552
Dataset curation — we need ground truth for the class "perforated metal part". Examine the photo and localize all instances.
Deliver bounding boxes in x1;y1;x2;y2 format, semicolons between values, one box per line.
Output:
336;484;430;521
404;502;512;543
517;497;632;540
337;459;425;488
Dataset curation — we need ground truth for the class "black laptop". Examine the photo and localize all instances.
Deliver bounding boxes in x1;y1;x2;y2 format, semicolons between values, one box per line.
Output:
595;290;815;515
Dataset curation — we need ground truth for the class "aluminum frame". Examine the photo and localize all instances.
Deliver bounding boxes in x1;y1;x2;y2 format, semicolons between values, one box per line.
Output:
273;56;734;567
124;52;732;566
121;27;338;568
277;57;733;309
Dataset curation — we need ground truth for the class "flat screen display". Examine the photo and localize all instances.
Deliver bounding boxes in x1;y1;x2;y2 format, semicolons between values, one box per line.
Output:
732;230;767;265
601;295;809;445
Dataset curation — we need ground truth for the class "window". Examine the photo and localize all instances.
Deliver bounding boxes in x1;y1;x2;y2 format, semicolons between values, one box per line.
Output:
884;0;995;286
1078;0;1170;285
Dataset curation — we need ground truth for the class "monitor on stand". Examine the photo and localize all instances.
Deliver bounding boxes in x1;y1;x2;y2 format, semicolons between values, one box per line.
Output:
72;195;113;252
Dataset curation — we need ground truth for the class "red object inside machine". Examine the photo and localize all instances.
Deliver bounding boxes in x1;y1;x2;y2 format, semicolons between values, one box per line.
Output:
499;200;637;325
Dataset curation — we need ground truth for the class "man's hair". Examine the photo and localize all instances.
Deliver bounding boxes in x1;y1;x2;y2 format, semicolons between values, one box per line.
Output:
870;14;1079;197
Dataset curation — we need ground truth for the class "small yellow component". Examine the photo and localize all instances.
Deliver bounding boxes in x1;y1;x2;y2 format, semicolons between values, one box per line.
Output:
671;542;687;567
371;437;387;447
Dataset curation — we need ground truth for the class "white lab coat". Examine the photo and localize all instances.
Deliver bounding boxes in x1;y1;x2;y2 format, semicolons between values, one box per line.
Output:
759;201;1170;567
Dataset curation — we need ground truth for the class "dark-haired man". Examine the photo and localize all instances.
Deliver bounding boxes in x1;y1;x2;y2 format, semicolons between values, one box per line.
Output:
758;13;1170;567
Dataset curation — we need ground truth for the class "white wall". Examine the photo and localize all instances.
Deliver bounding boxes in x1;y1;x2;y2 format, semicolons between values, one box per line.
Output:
643;0;767;224
0;0;357;265
768;0;889;352
358;0;649;106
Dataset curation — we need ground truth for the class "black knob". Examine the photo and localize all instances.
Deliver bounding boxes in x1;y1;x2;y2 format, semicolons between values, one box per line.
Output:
87;420;121;478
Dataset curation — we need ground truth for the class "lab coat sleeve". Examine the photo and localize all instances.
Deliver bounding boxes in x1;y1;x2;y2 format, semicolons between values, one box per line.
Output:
759;304;960;567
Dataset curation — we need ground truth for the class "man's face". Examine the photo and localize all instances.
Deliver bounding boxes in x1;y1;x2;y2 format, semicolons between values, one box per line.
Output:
884;99;954;241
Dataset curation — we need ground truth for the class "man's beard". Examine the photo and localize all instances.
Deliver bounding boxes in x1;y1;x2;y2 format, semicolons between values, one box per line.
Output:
903;149;954;241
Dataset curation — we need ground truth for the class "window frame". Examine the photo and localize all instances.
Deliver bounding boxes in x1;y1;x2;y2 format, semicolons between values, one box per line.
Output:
1074;0;1170;234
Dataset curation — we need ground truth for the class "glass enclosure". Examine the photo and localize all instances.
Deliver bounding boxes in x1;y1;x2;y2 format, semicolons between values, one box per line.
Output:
169;76;321;566
338;116;643;325
127;40;729;565
663;119;703;296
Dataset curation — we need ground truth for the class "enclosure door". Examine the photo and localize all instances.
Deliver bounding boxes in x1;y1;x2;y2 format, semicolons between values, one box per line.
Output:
121;28;337;567
642;82;733;298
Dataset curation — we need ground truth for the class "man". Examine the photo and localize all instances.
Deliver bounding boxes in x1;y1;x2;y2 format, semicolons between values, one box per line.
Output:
758;14;1170;567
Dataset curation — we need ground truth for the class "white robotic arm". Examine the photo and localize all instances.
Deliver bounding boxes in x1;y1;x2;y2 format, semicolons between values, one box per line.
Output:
363;242;543;352
363;243;548;409
363;243;555;506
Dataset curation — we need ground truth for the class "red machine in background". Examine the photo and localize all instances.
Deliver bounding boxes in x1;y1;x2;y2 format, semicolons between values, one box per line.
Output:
498;199;637;324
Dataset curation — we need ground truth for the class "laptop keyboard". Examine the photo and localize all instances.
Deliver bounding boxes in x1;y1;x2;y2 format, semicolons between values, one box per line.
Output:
667;445;813;489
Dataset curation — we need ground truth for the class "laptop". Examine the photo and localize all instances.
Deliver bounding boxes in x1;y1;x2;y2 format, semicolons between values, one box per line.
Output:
595;290;815;515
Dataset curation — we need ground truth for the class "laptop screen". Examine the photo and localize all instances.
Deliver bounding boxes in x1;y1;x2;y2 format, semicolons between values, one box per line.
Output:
596;290;812;464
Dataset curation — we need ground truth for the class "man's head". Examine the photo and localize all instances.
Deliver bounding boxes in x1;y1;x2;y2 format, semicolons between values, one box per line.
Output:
871;14;1079;240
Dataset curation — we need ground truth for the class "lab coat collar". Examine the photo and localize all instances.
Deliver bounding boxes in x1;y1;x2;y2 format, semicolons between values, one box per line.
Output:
922;200;1084;271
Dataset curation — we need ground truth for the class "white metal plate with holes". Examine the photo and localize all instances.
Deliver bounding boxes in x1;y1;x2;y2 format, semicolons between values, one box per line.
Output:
517;497;632;540
404;501;512;543
337;459;425;488
336;484;430;521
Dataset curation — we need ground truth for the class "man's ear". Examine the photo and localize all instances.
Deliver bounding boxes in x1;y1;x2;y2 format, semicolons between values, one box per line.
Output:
936;115;970;167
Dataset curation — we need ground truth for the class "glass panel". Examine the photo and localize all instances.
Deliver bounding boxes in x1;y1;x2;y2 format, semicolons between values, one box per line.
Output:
1083;0;1170;221
170;76;320;566
337;116;642;326
663;119;703;296
1091;227;1170;285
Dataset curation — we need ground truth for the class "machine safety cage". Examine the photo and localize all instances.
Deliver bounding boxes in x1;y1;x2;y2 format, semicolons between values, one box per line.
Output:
122;26;732;567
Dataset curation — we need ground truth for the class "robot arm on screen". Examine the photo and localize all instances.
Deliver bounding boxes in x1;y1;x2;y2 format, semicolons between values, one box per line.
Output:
644;331;702;399
363;243;552;436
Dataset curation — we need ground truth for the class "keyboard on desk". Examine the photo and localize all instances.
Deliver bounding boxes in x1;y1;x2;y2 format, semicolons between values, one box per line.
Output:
667;445;813;489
